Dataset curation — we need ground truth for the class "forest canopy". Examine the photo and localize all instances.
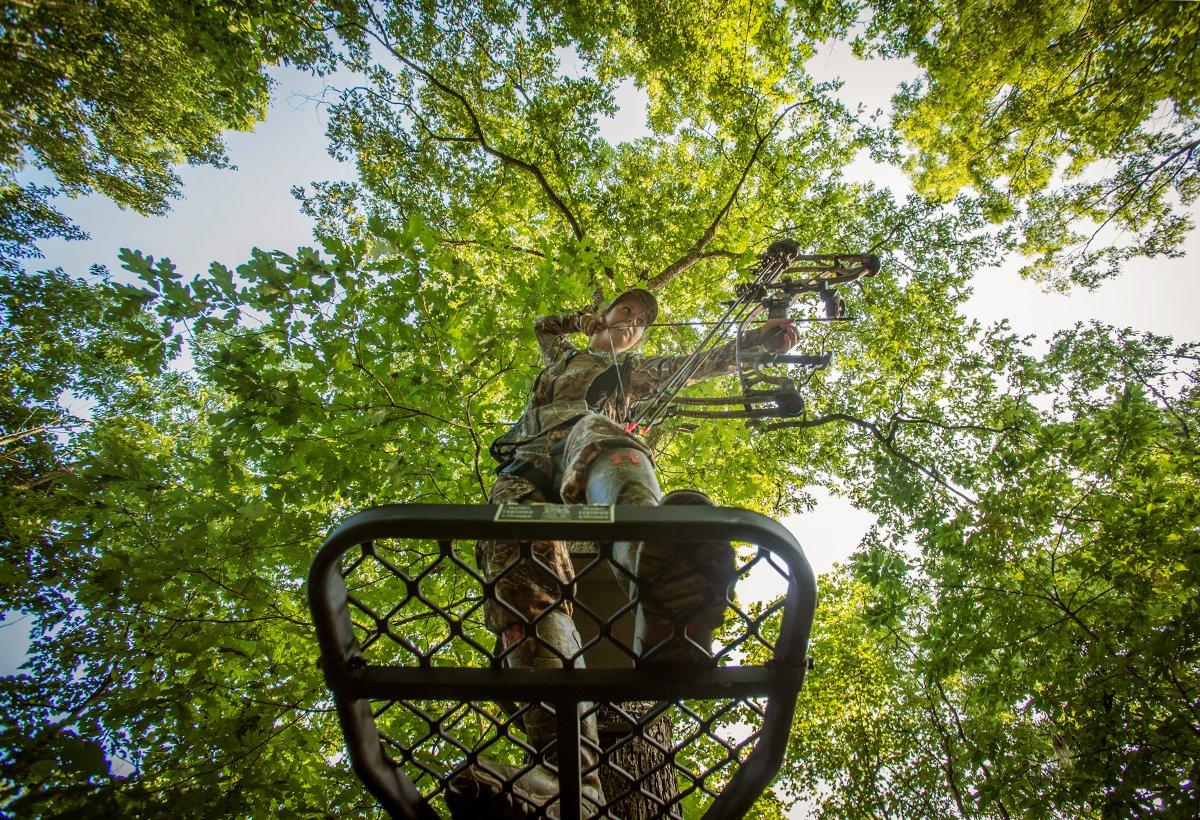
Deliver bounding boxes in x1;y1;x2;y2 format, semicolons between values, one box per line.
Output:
2;1;1197;817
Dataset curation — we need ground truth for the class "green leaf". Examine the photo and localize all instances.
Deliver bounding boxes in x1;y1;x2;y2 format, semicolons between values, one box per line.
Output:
27;760;57;779
61;738;108;776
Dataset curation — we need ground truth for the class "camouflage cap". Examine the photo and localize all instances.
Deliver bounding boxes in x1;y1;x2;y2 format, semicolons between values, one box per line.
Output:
604;288;658;328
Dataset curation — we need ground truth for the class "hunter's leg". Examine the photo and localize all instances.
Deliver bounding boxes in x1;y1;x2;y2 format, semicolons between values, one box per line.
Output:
450;475;604;818
562;416;737;668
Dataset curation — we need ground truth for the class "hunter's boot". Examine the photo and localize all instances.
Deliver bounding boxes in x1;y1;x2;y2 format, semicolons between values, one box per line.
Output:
583;451;738;668
445;610;606;819
629;489;737;667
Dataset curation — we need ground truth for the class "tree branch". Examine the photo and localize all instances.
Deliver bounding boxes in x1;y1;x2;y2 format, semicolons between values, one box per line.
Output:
775;411;979;505
648;102;803;289
358;10;586;241
440;236;546;259
933;679;1013;819
0;423;69;448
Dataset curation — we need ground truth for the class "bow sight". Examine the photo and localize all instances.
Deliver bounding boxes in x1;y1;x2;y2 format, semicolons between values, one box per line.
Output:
633;242;880;431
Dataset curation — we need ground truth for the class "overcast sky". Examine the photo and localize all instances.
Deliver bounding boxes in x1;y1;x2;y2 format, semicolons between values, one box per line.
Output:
5;43;1196;679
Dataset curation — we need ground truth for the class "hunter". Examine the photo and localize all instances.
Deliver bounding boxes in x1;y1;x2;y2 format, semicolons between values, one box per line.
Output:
447;285;798;818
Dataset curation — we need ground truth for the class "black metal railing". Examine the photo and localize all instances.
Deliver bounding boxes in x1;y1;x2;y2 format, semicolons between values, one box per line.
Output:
308;504;817;819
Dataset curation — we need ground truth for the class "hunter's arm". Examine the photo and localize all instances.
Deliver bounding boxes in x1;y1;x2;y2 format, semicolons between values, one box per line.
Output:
534;312;585;365
628;327;777;393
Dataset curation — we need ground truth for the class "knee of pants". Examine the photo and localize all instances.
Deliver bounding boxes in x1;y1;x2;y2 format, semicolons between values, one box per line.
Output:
560;439;658;503
478;539;574;627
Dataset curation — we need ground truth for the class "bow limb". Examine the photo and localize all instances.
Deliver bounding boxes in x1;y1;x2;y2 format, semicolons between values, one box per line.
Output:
735;301;766;418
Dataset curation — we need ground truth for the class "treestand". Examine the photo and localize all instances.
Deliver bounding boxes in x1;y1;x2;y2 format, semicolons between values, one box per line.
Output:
308;504;816;819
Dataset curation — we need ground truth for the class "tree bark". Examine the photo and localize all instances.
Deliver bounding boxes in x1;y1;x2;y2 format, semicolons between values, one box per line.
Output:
596;701;681;819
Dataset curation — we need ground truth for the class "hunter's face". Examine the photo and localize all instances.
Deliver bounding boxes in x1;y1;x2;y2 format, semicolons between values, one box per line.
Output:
592;300;646;353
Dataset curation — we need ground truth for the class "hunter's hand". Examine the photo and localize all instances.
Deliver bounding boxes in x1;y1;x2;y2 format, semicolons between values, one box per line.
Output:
752;318;799;353
578;313;606;336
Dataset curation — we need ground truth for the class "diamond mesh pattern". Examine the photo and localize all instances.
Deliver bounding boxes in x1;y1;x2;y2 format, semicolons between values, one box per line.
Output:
329;532;795;817
343;539;496;667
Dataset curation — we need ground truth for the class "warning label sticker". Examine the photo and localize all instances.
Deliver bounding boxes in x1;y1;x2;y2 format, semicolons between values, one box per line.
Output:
493;504;615;523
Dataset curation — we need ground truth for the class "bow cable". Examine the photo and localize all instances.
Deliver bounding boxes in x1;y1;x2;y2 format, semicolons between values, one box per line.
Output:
630;251;794;430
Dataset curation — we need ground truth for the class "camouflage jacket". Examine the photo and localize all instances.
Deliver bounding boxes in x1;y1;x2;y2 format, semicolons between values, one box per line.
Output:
489;311;761;470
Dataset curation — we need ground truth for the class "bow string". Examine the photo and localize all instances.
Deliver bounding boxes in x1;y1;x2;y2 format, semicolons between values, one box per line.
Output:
630;240;880;433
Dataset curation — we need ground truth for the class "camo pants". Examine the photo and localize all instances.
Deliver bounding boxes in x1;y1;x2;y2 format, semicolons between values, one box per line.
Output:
476;412;652;636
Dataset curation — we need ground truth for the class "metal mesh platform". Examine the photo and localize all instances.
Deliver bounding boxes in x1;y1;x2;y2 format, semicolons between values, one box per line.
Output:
308;504;816;819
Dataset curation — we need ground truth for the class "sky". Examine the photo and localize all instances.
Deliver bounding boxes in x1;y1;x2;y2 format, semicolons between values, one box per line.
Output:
4;40;1197;690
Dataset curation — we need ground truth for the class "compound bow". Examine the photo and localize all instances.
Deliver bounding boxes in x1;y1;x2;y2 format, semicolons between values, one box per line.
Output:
630;240;879;433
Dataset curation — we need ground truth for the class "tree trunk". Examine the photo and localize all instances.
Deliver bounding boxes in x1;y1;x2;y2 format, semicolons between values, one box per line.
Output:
596;701;680;819
570;546;681;817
